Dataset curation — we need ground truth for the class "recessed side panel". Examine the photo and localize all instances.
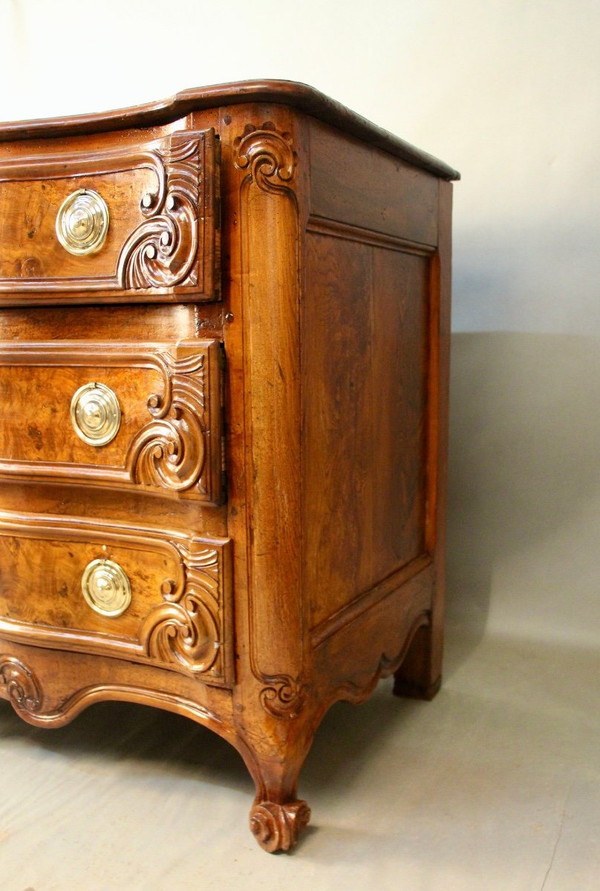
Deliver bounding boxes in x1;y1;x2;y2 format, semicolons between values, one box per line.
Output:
303;226;433;632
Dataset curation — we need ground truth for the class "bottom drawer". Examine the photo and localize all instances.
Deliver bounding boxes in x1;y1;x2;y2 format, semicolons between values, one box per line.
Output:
0;510;232;686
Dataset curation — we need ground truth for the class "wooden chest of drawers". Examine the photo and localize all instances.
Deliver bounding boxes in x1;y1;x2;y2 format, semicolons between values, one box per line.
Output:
0;81;458;852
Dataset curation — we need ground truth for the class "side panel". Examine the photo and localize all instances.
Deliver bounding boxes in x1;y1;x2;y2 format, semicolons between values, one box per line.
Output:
309;120;438;246
304;119;441;638
303;230;432;630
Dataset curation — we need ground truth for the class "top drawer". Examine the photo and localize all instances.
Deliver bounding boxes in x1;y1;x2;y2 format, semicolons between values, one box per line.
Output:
0;128;219;305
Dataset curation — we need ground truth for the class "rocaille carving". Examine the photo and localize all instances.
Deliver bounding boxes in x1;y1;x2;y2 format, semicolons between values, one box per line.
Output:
233;123;297;195
118;136;202;290
140;542;222;676
0;656;42;714
126;351;209;495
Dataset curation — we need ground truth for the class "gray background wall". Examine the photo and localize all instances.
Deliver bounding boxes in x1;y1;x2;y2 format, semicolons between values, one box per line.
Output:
1;0;599;647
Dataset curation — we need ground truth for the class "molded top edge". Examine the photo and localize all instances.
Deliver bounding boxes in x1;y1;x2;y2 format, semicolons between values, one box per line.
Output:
0;79;460;181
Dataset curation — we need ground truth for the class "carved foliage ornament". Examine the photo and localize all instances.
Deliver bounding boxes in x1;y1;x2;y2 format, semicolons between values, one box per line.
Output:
118;135;203;290
233;123;297;196
127;350;210;496
0;656;42;714
140;541;223;677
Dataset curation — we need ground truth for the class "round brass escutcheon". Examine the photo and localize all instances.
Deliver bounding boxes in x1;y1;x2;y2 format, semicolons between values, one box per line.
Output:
55;188;109;256
70;382;121;446
81;558;132;618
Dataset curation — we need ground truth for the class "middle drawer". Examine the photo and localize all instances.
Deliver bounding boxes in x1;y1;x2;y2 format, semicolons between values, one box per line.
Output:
0;339;223;503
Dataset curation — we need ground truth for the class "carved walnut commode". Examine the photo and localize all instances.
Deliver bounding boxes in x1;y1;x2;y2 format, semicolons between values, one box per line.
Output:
0;81;458;852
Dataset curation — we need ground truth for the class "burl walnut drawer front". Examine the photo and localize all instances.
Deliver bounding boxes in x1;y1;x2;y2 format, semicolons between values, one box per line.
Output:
0;128;219;303
0;511;232;685
0;339;223;502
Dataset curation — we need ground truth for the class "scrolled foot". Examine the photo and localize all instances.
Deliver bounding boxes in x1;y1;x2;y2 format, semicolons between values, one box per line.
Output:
249;800;311;853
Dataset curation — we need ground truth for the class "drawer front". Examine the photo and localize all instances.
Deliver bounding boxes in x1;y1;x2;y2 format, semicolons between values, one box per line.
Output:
0;340;223;503
0;511;232;685
0;129;219;304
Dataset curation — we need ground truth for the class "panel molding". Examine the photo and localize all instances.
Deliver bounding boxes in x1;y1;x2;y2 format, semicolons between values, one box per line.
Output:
0;510;232;685
307;215;436;256
0;129;219;301
0;340;223;502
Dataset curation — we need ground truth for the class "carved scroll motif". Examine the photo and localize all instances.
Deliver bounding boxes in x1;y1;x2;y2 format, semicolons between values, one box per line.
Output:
260;675;308;720
117;135;203;290
140;542;224;677
250;800;311;853
126;351;210;496
233;123;297;196
0;656;42;714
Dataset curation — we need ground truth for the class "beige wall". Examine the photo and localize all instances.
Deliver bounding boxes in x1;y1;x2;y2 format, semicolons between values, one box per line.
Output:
1;0;598;646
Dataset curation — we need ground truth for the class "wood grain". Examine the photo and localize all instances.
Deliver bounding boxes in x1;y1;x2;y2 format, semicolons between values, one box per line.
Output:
0;129;220;303
0;83;456;853
0;340;223;502
303;231;431;628
0;511;232;684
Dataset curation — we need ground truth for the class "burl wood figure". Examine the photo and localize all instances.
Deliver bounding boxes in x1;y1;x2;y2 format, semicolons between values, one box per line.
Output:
0;81;458;852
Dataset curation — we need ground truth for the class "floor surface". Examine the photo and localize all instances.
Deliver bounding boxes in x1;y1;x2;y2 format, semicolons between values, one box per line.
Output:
1;626;598;890
2;333;599;889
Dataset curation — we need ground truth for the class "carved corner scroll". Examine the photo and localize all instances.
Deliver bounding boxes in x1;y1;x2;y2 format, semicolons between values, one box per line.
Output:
259;675;308;720
0;656;42;715
233;123;297;197
140;539;229;680
125;343;222;500
233;123;307;719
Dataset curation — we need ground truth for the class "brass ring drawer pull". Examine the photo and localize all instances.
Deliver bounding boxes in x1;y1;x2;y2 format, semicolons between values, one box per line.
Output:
81;558;132;617
55;188;109;256
70;382;121;446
